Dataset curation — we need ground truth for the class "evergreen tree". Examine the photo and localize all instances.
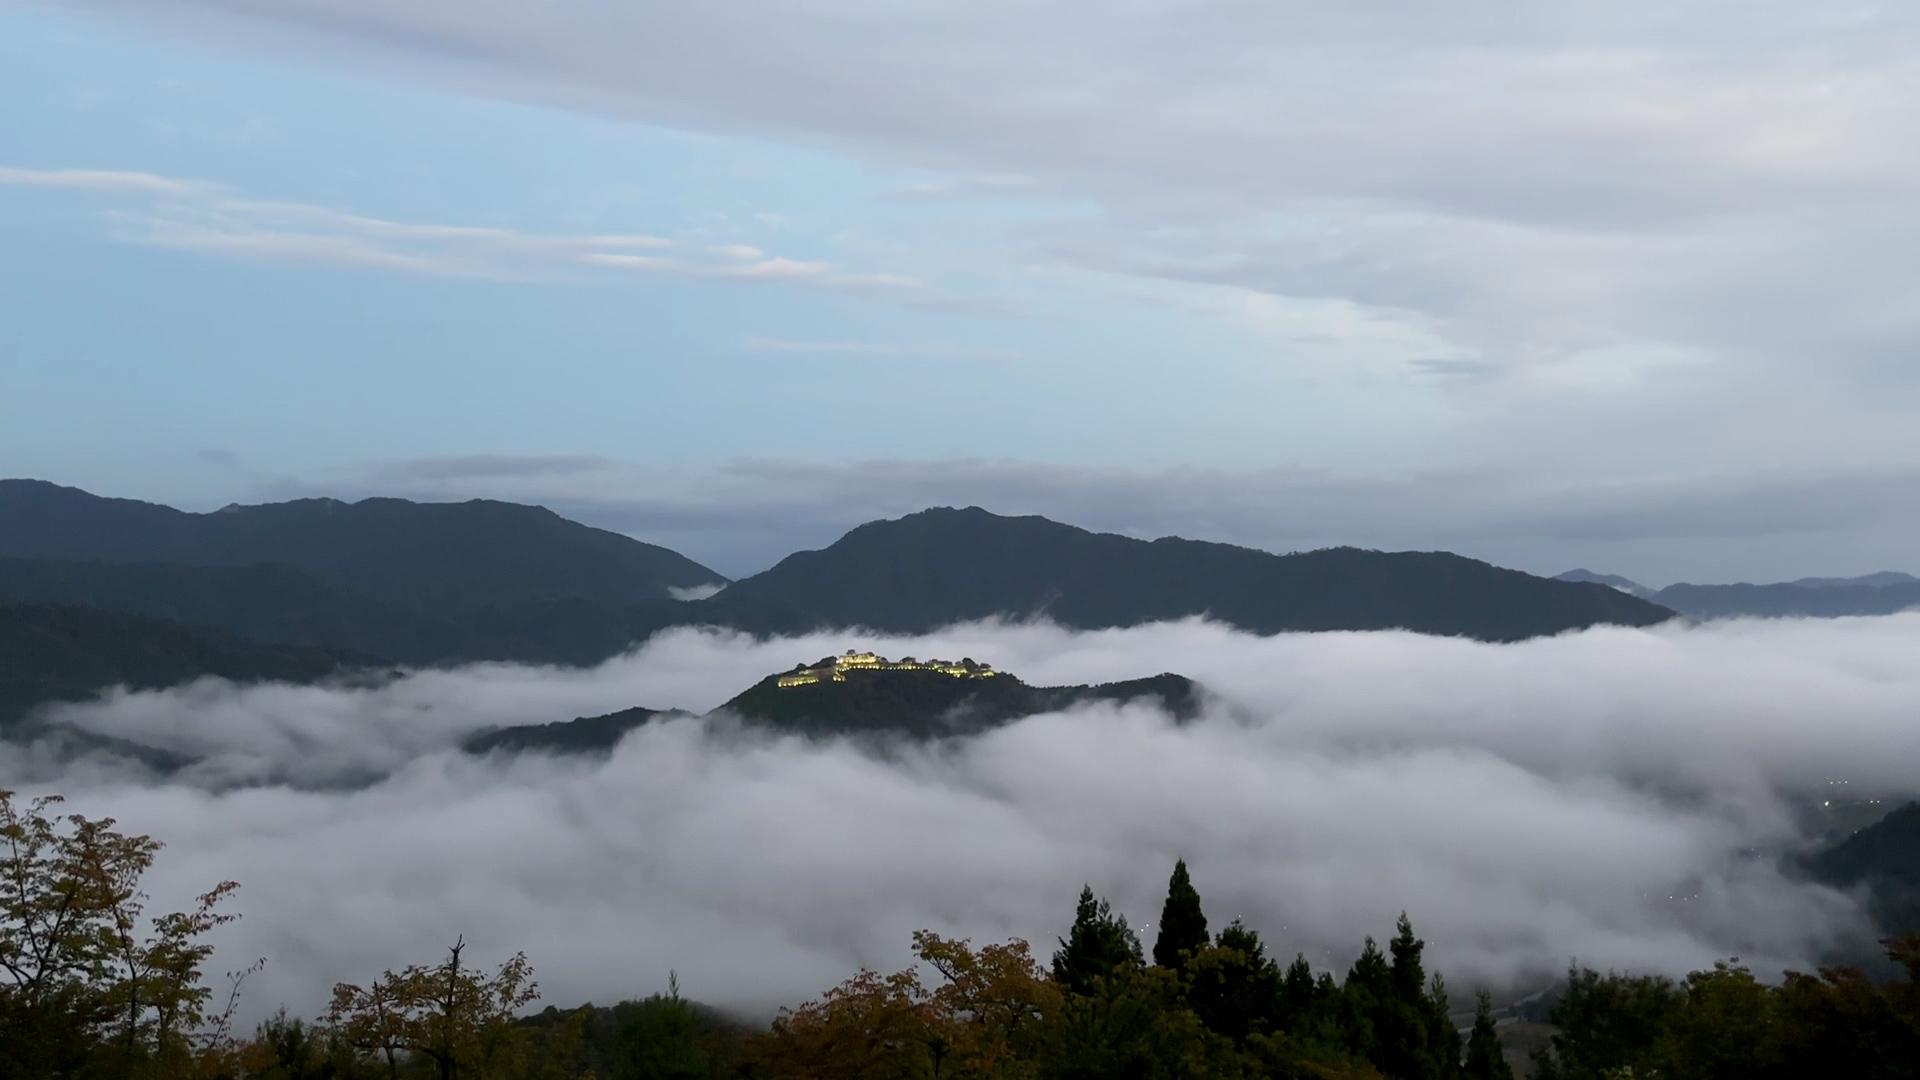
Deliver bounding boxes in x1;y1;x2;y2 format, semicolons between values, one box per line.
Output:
1278;953;1323;1030
1343;919;1461;1080
1463;991;1514;1080
1187;920;1283;1043
1151;860;1209;969
1051;886;1144;995
1389;913;1426;1006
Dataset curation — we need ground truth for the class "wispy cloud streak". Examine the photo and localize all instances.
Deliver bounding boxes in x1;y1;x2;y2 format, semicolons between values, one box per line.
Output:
0;165;952;302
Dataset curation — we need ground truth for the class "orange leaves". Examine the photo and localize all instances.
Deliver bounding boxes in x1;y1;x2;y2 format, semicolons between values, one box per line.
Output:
747;933;1059;1080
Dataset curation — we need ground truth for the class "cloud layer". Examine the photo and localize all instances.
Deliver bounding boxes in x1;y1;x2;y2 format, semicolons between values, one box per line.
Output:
47;1;1920;385
10;615;1918;1024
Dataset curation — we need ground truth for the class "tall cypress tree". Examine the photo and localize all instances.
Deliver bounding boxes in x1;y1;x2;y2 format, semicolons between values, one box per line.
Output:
1377;913;1462;1080
1052;885;1144;995
1389;912;1427;1005
1279;953;1322;1029
1464;991;1515;1080
1152;859;1209;969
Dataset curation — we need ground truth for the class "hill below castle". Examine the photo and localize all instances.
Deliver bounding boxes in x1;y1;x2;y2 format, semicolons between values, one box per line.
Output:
461;651;1202;752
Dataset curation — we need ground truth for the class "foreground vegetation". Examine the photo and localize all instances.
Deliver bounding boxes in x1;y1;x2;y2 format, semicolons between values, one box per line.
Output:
5;790;1918;1079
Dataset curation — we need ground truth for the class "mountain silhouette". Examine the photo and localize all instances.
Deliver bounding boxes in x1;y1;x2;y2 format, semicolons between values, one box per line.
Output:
1654;581;1920;619
1561;563;1920;619
0;486;1677;721
700;507;1672;640
0;479;726;619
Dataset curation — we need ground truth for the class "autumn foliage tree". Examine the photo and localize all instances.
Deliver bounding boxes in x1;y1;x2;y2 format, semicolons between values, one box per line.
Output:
327;937;539;1080
0;789;242;1080
743;931;1057;1080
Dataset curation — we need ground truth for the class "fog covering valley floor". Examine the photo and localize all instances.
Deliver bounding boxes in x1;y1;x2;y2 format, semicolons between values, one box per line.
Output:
5;614;1919;1027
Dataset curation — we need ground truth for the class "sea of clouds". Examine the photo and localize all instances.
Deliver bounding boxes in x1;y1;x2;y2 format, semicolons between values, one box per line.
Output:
6;615;1919;1023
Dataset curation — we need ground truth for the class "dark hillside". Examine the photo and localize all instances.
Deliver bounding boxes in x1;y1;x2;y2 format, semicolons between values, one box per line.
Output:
697;507;1673;641
462;706;684;755
1803;801;1920;935
0;558;693;666
0;557;473;663
0;601;381;728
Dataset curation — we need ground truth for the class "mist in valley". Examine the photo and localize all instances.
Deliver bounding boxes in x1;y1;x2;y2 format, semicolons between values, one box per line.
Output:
7;614;1917;1023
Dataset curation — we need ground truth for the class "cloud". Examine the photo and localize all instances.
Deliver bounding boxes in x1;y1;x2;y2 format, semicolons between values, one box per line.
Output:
0;165;975;305
43;1;1920;387
0;165;203;197
361;454;618;484
11;616;1917;1025
742;337;1021;364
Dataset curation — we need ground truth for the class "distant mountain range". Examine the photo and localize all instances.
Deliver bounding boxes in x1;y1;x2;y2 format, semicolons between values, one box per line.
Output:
1558;568;1920;619
0;479;1674;724
461;653;1202;753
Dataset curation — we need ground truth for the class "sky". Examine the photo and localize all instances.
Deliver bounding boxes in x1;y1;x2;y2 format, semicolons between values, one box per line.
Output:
4;1;1920;582
11;614;1918;1022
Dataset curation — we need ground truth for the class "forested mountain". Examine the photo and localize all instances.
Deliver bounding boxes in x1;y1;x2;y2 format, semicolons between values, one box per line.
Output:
1557;567;1920;619
0;479;727;617
703;507;1673;640
0;601;380;727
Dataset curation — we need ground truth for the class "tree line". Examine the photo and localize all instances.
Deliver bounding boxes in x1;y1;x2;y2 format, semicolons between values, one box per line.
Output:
5;790;1918;1078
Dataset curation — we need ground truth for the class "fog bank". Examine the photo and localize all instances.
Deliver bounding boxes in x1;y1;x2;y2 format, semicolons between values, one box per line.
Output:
9;615;1919;1021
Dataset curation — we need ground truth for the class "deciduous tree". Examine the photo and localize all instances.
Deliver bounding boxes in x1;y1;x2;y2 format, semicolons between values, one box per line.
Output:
0;789;240;1079
328;937;539;1080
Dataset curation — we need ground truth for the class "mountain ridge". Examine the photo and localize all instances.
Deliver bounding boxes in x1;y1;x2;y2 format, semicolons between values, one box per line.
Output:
0;484;1678;724
700;506;1673;640
0;479;728;618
